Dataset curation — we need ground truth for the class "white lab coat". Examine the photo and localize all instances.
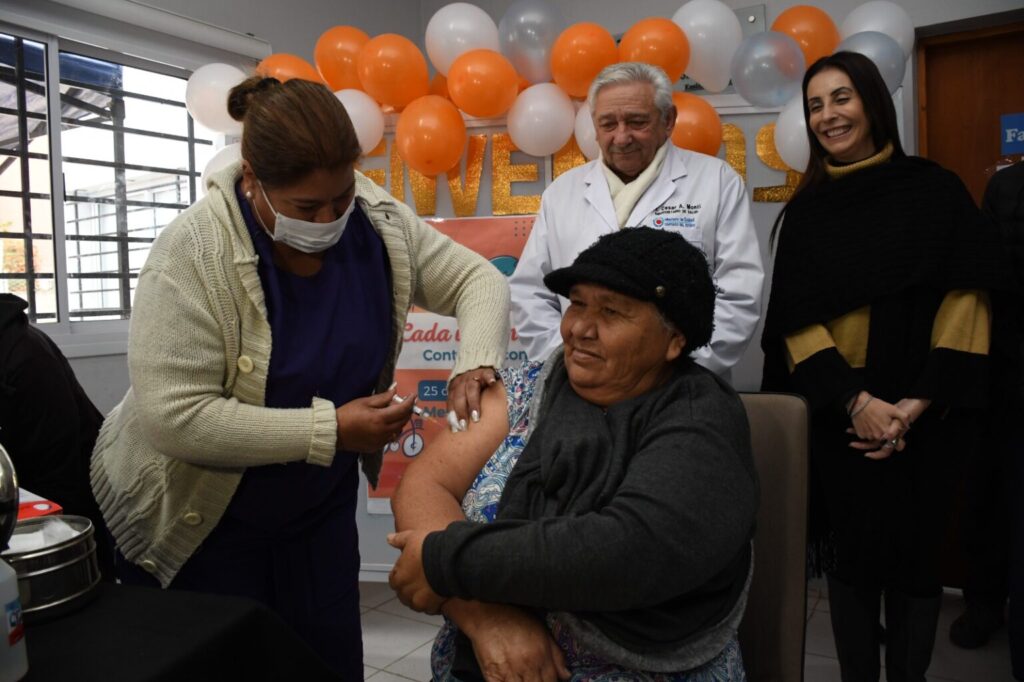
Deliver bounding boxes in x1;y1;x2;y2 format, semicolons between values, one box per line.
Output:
509;145;764;378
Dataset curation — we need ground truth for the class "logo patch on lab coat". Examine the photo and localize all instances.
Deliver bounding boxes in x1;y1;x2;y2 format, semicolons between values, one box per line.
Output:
650;202;701;229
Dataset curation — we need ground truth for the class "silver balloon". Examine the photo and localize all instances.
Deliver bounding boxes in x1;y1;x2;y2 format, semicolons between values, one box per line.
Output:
836;31;907;94
498;0;567;84
840;1;915;59
730;32;805;108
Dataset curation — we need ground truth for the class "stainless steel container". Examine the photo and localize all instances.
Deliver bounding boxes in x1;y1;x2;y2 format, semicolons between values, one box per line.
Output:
0;443;18;550
1;516;101;623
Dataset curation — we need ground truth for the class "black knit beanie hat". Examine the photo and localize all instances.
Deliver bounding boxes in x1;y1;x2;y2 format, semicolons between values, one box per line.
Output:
544;226;716;349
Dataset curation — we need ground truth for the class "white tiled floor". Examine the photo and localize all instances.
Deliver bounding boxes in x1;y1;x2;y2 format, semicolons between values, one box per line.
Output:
803;581;1015;681
360;581;438;681
360;581;1016;681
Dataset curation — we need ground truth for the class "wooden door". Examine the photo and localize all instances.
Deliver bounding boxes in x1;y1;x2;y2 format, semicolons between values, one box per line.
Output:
919;22;1024;204
918;21;1024;589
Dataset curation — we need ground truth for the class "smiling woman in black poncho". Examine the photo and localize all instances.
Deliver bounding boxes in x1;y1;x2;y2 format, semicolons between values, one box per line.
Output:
761;51;1007;682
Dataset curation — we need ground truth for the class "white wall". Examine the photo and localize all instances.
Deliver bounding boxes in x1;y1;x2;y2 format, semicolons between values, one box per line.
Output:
213;0;1023;66
141;0;424;60
69;355;131;415
418;0;1024;43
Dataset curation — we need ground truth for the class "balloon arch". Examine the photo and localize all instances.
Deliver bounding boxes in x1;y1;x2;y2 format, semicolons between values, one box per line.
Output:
187;0;914;180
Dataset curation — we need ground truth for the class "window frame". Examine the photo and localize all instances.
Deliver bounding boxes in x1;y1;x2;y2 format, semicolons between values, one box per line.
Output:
0;11;265;357
0;30;51;319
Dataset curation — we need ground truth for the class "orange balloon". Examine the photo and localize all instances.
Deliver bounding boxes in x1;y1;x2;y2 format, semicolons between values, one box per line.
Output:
395;95;467;176
256;54;323;84
517;75;531;93
429;74;451;100
315;26;370;90
447;49;519;118
357;34;430;109
618;18;691;83
550;23;618;98
671;92;722;156
771;5;840;69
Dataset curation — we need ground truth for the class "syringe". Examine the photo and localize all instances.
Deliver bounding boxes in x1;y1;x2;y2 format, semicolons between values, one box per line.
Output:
392;392;426;417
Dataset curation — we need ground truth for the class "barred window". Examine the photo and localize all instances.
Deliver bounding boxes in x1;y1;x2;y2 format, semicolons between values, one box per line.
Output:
0;29;220;323
0;33;56;320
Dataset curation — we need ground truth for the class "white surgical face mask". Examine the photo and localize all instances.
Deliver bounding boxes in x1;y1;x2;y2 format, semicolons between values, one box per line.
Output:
255;181;354;253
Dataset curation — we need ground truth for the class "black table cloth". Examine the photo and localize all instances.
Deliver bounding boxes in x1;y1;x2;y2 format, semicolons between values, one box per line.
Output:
23;582;343;681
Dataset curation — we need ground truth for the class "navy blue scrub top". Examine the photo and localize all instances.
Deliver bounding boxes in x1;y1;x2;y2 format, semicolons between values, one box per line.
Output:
226;182;392;533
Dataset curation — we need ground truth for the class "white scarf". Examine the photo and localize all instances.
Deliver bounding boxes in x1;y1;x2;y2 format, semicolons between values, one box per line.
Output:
601;141;670;228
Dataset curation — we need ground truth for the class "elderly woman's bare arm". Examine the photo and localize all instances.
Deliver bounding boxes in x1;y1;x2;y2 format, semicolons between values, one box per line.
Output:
389;388;507;614
391;384;508;531
390;386;569;681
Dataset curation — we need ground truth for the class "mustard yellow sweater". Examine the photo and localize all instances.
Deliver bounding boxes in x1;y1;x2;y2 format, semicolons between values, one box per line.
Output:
785;292;991;376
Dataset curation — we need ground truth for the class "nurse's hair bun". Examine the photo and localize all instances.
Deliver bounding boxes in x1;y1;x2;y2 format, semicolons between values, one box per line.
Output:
227;76;281;122
225;75;360;188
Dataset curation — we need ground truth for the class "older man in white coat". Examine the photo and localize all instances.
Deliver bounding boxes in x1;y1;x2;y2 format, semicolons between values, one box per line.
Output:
510;62;763;379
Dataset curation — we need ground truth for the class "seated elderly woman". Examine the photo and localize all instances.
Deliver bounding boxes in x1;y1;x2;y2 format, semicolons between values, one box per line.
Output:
388;226;759;681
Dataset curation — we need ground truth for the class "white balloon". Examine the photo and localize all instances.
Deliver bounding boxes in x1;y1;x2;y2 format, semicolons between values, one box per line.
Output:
774;94;809;172
507;83;575;157
335;89;385;154
425;3;500;76
186;63;246;135
840;0;915;59
672;0;743;93
200;143;242;196
574;103;600;160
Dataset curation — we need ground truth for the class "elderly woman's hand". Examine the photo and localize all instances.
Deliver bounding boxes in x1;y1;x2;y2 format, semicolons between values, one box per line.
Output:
447;601;570;682
387;530;446;614
446;367;499;432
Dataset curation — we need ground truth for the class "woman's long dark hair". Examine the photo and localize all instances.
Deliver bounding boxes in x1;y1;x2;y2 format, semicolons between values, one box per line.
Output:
770;51;907;246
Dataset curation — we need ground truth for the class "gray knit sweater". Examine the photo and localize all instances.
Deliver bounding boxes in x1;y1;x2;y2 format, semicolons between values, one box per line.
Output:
423;357;758;670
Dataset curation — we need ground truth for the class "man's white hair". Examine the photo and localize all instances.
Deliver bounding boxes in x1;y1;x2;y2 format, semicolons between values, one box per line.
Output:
586;62;675;124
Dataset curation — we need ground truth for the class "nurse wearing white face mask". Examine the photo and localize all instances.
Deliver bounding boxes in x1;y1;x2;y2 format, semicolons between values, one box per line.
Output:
90;75;510;678
250;175;356;253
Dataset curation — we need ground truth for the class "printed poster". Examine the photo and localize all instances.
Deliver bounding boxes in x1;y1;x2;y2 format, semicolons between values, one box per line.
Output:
367;215;534;513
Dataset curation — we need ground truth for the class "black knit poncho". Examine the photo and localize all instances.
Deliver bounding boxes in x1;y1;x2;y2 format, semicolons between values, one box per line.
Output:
761;155;1008;411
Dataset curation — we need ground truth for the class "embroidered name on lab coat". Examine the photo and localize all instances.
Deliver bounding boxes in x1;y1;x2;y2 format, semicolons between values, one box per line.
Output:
650;202;702;229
